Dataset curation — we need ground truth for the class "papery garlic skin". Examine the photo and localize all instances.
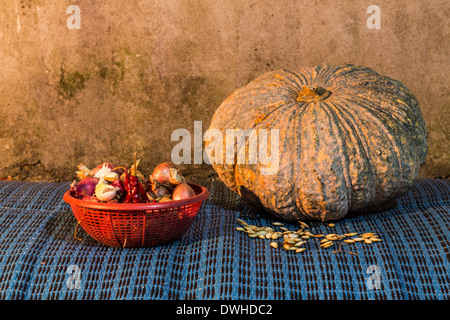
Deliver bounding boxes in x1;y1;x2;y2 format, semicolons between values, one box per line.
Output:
94;163;113;180
169;168;185;185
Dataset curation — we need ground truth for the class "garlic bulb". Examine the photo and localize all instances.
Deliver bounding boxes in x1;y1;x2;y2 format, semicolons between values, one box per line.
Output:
95;180;118;202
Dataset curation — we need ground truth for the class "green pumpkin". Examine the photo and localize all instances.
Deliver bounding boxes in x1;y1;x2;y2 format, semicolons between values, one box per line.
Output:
206;64;428;221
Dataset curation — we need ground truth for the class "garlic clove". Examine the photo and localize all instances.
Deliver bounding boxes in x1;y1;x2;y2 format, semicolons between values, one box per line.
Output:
95;181;118;202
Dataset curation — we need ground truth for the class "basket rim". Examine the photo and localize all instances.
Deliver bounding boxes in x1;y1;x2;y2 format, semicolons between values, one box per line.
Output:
63;181;209;211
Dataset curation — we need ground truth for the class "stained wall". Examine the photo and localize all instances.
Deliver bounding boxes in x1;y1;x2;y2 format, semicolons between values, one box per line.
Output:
0;0;448;181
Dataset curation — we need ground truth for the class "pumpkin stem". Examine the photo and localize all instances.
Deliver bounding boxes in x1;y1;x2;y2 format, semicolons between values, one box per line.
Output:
296;86;332;103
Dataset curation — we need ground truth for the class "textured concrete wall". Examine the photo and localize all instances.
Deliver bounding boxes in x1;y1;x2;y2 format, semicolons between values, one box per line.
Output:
0;0;448;181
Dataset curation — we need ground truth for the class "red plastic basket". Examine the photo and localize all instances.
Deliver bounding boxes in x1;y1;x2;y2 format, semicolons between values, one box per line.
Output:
63;182;209;248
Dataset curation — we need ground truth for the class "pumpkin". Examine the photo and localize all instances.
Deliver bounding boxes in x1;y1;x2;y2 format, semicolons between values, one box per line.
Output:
206;64;428;221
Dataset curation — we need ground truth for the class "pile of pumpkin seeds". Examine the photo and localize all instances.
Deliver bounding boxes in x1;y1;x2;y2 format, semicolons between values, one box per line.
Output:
235;219;381;255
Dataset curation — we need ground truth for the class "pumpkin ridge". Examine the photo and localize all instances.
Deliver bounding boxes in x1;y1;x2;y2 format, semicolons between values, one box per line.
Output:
292;101;314;220
340;93;412;193
333;95;406;203
316;65;344;87
322;99;375;210
271;70;308;93
323;64;359;81
319;100;352;210
268;106;305;219
281;68;312;89
230;99;296;168
235;100;302;220
296;103;332;220
326;96;378;205
311;101;350;219
283;68;322;91
230;99;294;187
351;95;407;174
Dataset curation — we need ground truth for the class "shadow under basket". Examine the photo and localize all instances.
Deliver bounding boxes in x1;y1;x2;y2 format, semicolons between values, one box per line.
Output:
63;182;209;248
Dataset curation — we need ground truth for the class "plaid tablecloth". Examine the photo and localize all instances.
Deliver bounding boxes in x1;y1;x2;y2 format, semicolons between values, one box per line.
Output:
0;179;448;300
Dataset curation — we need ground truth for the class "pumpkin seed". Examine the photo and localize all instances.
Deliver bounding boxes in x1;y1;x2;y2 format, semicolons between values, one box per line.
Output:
299;221;309;229
344;232;358;237
325;234;338;240
361;233;375;239
236;219;380;254
236;219;248;226
271;232;282;239
294;240;306;247
320;240;333;247
256;231;267;237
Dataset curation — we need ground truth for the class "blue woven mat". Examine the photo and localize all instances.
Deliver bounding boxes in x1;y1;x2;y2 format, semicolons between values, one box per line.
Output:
0;179;448;300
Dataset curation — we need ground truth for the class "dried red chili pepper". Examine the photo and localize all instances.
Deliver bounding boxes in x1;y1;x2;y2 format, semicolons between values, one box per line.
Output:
123;166;149;203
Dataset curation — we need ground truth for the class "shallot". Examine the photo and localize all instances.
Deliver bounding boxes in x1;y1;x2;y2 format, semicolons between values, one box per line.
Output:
74;177;99;197
111;179;125;198
149;176;171;198
151;162;185;186
172;183;195;200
